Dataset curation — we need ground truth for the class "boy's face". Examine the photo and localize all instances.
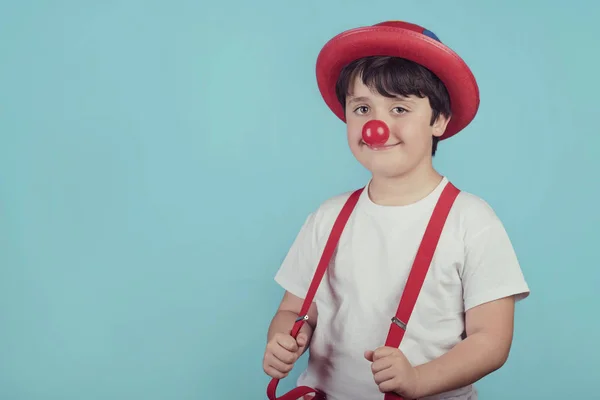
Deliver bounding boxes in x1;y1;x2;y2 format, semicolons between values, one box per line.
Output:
344;77;449;179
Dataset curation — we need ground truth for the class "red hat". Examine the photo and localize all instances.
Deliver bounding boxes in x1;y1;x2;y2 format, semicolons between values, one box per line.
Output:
316;21;480;140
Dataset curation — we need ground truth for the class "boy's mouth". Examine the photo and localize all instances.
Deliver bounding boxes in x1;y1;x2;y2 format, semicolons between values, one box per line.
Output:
361;140;401;150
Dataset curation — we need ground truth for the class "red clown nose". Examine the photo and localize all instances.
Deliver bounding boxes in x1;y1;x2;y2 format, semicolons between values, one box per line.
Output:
361;120;390;146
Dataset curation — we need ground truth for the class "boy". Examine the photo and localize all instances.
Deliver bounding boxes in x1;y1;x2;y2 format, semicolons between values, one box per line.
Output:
262;21;529;400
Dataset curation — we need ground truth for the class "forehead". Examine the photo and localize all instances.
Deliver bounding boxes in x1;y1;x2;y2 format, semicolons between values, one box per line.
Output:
346;78;417;104
347;77;373;96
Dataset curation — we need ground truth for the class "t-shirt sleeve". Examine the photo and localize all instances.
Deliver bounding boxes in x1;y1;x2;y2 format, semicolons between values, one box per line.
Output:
461;218;530;311
274;211;320;300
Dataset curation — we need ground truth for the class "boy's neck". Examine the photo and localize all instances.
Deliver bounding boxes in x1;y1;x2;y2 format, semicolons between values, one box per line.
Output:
368;166;444;207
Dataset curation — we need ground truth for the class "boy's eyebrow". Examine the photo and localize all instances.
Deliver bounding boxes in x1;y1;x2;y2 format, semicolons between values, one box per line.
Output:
347;96;370;104
347;95;416;104
396;96;416;103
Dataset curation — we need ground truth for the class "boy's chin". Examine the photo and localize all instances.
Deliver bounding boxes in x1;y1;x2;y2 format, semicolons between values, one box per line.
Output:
360;160;412;178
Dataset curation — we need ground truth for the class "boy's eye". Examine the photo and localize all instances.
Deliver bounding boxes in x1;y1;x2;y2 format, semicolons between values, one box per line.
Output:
354;106;369;114
392;107;407;114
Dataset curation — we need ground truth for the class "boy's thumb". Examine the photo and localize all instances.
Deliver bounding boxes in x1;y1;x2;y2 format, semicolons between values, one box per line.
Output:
364;350;374;362
296;333;307;347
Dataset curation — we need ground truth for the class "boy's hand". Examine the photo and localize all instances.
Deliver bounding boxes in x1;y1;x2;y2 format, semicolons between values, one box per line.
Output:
263;331;309;379
364;346;420;399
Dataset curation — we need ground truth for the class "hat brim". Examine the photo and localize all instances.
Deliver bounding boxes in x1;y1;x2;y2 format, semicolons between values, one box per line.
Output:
316;25;480;140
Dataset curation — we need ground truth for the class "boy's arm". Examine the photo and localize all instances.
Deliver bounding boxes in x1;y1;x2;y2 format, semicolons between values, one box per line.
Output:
412;295;515;398
267;291;318;355
407;209;528;398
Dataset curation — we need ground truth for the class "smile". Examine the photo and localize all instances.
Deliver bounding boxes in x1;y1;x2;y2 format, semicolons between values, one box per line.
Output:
361;140;402;150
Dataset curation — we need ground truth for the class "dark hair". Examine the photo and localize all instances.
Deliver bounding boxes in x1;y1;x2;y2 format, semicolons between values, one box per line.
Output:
335;56;451;156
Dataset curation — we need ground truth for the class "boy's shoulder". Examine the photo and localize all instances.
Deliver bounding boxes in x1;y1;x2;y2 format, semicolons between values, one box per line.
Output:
451;187;510;240
316;189;358;213
454;188;498;218
308;188;357;222
296;189;359;241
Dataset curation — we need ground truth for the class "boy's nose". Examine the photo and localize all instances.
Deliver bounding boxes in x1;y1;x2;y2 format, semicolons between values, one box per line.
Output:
362;119;390;146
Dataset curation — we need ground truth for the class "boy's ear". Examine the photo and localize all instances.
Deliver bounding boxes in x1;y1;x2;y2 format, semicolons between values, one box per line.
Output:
432;114;451;138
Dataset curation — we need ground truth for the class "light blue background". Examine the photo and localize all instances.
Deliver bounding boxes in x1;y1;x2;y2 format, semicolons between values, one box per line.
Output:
1;1;598;399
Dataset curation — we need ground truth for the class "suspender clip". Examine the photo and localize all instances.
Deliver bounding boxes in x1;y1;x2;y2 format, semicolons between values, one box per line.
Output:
296;315;309;322
392;316;407;330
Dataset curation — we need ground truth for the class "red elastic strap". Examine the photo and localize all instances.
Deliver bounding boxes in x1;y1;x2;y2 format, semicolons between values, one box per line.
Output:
267;188;363;400
384;183;460;400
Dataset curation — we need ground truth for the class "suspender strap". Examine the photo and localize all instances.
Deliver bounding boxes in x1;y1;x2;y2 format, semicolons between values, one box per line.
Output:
267;182;461;400
267;188;364;400
384;182;460;400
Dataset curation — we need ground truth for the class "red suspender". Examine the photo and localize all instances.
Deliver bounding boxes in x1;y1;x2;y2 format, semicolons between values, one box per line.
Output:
267;182;461;400
383;182;460;400
267;188;363;400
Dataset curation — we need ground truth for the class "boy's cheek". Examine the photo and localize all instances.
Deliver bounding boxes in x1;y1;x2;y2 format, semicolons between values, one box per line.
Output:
346;129;362;145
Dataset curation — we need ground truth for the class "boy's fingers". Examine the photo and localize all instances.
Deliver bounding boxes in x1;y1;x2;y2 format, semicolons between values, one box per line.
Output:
272;346;298;364
266;353;294;373
264;364;288;380
276;335;298;352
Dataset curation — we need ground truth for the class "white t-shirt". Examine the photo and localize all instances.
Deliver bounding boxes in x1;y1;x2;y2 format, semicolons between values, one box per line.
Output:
274;177;530;400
